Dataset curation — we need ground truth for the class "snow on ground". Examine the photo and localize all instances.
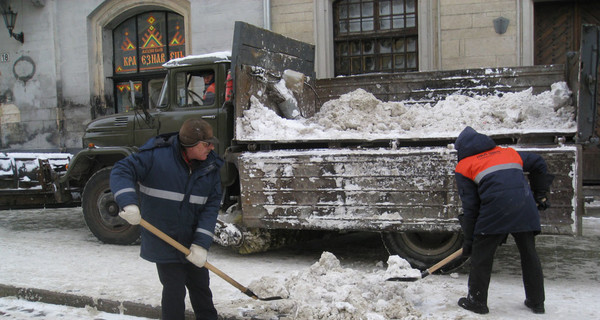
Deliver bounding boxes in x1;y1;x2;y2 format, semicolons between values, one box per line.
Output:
1;208;599;319
237;82;576;141
0;296;151;320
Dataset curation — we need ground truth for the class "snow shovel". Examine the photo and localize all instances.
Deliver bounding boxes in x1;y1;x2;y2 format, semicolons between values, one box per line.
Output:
139;218;284;301
387;248;463;282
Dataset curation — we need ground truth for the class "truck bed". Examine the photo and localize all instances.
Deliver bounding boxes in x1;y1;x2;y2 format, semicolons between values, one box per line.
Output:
238;145;580;236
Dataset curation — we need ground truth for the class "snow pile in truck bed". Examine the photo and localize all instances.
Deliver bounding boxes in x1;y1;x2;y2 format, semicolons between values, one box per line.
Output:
237;81;576;141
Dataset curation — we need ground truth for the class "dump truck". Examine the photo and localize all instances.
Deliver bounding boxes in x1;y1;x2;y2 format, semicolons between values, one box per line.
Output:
1;22;598;271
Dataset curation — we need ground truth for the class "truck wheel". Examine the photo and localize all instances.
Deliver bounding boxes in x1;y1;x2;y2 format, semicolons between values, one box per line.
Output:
381;231;467;272
82;167;140;245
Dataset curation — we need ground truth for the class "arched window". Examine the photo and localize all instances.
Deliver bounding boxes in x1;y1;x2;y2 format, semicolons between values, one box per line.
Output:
333;0;418;76
112;11;186;113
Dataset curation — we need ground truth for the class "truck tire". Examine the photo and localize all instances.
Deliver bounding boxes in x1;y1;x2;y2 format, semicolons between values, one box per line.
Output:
381;231;467;272
82;167;140;245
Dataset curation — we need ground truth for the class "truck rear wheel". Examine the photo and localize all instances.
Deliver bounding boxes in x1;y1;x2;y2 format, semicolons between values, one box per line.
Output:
82;167;140;245
381;231;467;272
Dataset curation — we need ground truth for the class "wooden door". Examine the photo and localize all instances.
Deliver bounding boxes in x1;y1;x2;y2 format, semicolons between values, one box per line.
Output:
534;1;600;65
535;1;600;184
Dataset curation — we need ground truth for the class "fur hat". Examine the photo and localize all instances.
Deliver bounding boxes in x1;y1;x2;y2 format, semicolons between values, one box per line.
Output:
178;118;219;147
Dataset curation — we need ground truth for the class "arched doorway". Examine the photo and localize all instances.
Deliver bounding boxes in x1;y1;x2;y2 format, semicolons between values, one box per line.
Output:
87;0;191;117
112;11;186;113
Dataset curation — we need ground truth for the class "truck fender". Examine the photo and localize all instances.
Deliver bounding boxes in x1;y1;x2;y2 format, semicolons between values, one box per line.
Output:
54;146;138;203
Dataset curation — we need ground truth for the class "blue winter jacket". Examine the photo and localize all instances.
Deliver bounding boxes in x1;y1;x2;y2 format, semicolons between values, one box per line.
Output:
110;132;223;264
454;127;549;244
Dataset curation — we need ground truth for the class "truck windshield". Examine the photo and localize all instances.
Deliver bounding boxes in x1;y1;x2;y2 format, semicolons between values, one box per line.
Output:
157;75;169;108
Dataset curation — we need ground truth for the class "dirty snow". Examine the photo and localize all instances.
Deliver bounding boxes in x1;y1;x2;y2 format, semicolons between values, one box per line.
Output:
246;252;422;319
1;208;600;319
0;297;148;320
0;208;600;320
384;255;422;280
236;82;576;141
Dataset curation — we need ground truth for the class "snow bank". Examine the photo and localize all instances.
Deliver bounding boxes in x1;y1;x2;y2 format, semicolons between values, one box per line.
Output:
236;82;576;141
245;252;423;319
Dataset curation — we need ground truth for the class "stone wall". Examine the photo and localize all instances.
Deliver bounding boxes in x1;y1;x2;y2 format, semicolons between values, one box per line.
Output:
0;0;535;151
0;0;264;151
271;0;315;45
439;0;520;69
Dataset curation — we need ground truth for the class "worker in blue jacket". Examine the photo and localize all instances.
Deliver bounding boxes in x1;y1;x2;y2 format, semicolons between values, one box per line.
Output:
454;126;553;315
110;118;223;320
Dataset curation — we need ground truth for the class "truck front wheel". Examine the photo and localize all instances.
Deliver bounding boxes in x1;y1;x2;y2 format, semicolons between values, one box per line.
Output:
82;167;140;245
381;231;467;272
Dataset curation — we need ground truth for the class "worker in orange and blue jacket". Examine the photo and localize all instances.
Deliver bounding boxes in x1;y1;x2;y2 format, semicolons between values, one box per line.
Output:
203;73;216;105
454;126;554;315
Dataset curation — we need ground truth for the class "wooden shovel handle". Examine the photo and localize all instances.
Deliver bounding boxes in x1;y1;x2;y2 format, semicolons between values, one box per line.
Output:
427;248;463;274
139;218;252;295
140;219;191;255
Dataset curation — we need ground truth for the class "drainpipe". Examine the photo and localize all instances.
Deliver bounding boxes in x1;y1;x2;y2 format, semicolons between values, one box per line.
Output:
49;0;65;150
263;0;271;30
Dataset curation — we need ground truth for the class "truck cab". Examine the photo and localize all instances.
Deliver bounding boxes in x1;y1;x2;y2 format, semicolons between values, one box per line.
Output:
55;54;237;245
84;54;232;157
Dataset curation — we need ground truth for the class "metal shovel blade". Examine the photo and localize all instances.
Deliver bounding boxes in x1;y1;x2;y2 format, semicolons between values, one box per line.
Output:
244;288;284;301
386;275;421;282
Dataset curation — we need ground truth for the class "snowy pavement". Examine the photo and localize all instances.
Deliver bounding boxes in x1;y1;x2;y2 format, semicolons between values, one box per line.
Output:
1;207;599;319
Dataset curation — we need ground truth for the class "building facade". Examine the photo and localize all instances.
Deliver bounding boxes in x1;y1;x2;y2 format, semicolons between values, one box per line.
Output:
0;0;598;151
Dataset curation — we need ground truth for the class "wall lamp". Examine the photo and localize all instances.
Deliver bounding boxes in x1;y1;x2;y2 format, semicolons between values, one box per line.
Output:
2;6;24;43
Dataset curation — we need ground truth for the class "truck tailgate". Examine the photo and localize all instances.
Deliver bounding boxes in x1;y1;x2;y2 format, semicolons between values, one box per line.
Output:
238;146;580;235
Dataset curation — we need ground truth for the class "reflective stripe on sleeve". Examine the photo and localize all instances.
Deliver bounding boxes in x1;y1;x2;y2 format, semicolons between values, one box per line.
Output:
113;187;136;199
189;195;208;205
196;227;214;238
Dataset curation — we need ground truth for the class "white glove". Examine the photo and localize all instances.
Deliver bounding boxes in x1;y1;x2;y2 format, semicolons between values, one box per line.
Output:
118;204;141;225
186;244;208;268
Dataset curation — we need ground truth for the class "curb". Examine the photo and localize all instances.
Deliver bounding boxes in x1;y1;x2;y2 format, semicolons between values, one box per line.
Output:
0;284;239;319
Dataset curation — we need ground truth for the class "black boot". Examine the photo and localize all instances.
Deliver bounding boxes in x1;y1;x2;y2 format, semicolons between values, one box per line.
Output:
458;297;489;314
525;299;545;314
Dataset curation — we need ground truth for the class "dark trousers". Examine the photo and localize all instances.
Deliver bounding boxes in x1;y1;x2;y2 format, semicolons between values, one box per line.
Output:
156;263;218;320
468;232;545;306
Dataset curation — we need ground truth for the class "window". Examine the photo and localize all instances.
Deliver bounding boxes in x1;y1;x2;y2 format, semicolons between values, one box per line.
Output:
115;81;142;113
333;0;418;75
174;70;216;108
112;11;186;113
